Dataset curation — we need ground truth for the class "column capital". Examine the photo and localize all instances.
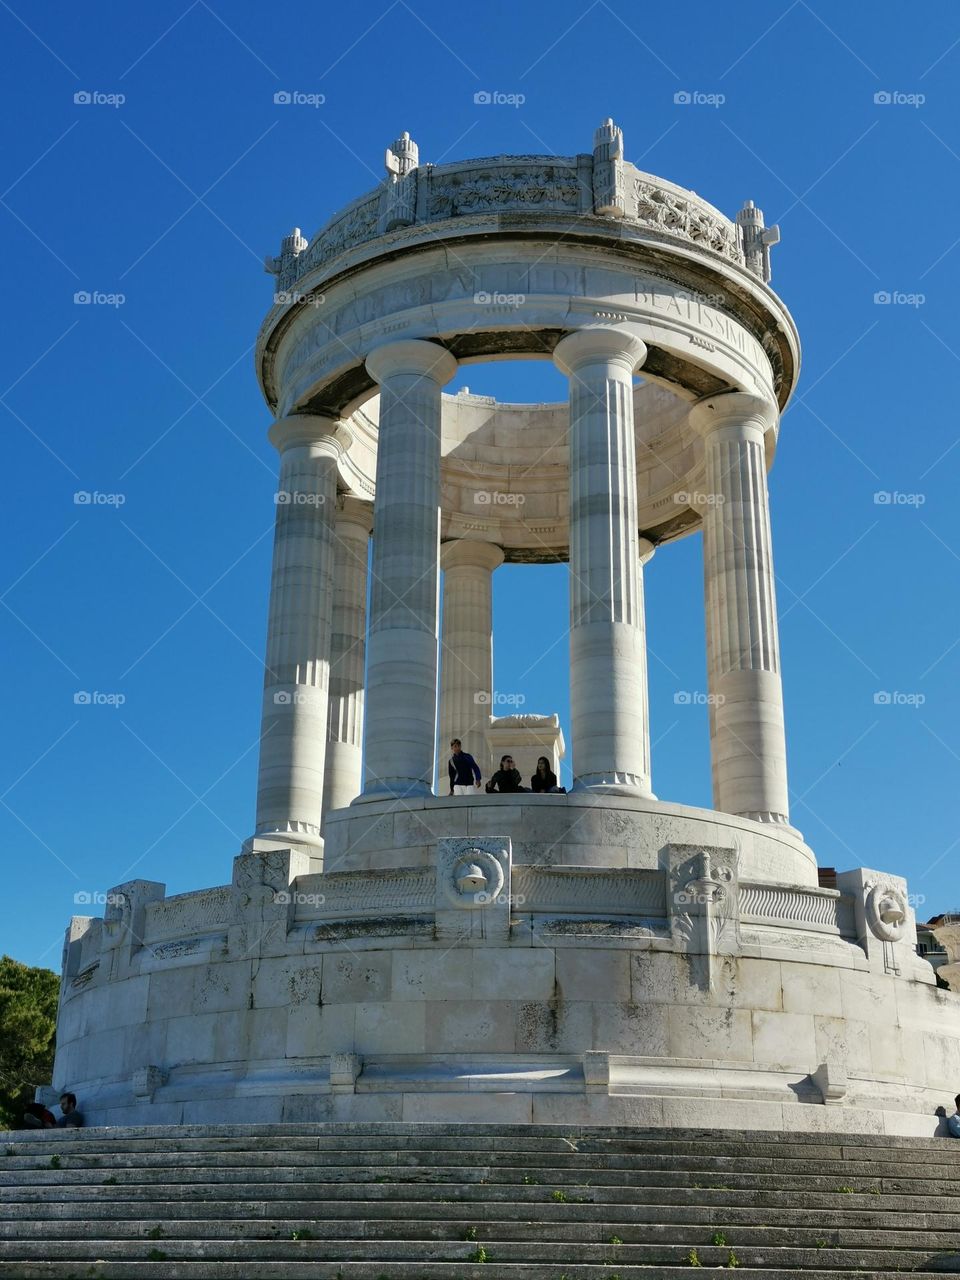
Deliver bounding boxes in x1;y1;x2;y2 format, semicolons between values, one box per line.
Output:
553;327;647;377
440;539;506;573
638;536;656;565
366;338;458;387
335;493;374;535
268;414;350;456
688;391;778;438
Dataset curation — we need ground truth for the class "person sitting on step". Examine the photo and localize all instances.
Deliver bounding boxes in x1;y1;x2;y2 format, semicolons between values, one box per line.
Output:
530;756;564;793
485;755;528;793
935;1094;960;1137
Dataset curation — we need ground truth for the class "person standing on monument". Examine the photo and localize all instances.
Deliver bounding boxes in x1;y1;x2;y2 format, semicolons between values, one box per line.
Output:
448;739;482;795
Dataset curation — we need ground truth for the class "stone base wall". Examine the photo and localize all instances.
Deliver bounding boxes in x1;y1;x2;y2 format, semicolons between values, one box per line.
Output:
52;803;959;1136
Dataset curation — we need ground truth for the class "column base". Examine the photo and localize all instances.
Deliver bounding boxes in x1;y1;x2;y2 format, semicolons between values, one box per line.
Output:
737;811;803;839
572;775;656;800
354;781;435;804
243;829;324;857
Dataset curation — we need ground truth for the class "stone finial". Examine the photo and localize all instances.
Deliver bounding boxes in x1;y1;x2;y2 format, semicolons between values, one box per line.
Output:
593;117;624;159
264;226;308;280
379;133;420;234
737;200;780;284
385;131;419;178
592;118;626;218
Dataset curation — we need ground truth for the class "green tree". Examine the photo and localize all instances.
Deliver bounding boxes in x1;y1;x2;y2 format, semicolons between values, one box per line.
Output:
0;956;59;1129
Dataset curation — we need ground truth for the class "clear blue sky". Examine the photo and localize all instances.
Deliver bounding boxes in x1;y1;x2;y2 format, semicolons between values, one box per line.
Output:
2;1;959;970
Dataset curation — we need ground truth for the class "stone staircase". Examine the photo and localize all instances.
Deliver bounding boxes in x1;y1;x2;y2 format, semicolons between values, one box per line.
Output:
0;1123;957;1277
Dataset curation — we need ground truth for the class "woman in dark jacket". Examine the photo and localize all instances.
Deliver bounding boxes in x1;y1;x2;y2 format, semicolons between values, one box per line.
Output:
531;756;563;793
485;755;526;792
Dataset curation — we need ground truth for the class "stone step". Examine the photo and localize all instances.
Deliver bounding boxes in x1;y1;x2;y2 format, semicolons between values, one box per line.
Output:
0;1239;956;1270
0;1184;949;1213
0;1122;949;1151
0;1265;953;1279
0;1202;954;1232
3;1149;952;1180
0;1217;957;1249
1;1165;952;1196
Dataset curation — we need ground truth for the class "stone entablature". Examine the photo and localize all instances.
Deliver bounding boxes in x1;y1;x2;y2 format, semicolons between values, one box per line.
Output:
266;129;757;305
256;122;797;426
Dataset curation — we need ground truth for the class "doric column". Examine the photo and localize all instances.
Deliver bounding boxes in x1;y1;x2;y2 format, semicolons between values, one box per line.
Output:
554;327;653;796
439;540;505;780
251;416;345;851
322;495;373;823
360;339;458;799
689;392;789;825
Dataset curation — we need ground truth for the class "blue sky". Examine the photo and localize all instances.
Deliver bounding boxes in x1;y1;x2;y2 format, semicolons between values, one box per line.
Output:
2;1;959;969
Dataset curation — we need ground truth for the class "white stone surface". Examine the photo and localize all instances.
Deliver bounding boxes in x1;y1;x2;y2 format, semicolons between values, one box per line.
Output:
690;393;790;826
252;417;347;849
438;539;503;781
361;340;458;800
555;328;653;796
322;496;372;820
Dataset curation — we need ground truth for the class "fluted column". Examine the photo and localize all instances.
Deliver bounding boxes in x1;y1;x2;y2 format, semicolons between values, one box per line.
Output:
689;392;789;824
439;540;505;778
322;495;373;823
554;327;653;796
252;416;345;850
360;340;458;799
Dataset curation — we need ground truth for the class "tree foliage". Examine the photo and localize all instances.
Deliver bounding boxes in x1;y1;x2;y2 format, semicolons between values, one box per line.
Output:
0;956;59;1130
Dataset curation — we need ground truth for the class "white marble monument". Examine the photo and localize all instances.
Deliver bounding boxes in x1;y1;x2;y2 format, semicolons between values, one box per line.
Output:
51;123;960;1133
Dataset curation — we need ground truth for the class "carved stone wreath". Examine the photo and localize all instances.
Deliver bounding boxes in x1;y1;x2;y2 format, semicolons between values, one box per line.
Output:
865;882;908;942
449;849;505;908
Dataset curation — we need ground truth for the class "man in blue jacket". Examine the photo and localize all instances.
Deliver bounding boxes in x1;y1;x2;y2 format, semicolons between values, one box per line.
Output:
448;739;482;795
